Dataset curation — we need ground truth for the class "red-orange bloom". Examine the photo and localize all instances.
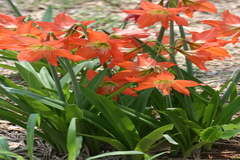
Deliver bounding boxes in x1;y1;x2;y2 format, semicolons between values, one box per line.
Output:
127;71;200;96
111;27;150;40
122;0;188;29
178;0;217;18
87;69;137;100
0;14;25;30
35;12;95;37
117;53;176;79
1;36;84;66
76;29;126;65
0;21;45;45
202;10;240;44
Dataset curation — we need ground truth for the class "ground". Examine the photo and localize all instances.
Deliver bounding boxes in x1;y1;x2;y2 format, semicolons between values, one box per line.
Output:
0;0;240;159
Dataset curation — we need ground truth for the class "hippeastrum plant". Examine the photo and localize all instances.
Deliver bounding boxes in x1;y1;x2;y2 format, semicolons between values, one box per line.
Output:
0;0;240;159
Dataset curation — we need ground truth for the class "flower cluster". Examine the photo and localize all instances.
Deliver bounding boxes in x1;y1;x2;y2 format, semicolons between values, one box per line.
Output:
0;0;237;98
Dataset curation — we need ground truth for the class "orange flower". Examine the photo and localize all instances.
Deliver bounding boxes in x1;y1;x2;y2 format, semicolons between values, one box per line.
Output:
0;13;25;30
35;12;95;37
111;27;150;40
202;10;240;44
122;0;188;29
117;53;176;79
0;21;44;45
76;29;126;65
1;36;84;66
87;69;137;100
178;0;217;18
127;71;200;96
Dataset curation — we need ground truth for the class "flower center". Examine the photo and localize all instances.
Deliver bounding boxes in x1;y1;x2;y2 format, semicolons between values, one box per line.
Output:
21;34;41;40
148;10;169;16
28;45;56;56
100;81;119;93
89;41;111;55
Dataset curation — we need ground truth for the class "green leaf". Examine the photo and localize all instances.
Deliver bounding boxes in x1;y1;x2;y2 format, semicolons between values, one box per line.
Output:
60;61;89;86
7;0;22;16
201;91;219;128
42;5;52;22
2;86;66;110
79;134;127;151
230;82;238;103
80;85;139;149
130;88;153;129
0;50;18;59
27;113;39;160
183;120;202;134
135;124;173;152
221;124;240;140
213;97;240;125
200;126;222;143
39;67;55;89
163;134;178;145
0;137;11;153
86;151;144;160
67;118;82;160
0;64;17;70
146;151;170;160
118;104;164;128
65;104;83;123
0;149;24;160
87;68;107;92
15;63;46;92
22;95;68;132
0;75;23;90
183;142;208;158
168;113;190;148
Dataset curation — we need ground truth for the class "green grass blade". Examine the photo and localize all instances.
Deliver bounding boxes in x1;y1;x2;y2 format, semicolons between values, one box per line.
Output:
27;113;39;160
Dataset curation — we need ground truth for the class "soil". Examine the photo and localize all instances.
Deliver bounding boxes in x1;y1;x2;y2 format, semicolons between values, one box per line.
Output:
0;0;240;159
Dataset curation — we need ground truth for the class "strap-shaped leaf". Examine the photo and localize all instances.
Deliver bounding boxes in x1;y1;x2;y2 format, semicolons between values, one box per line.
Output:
201;91;219;128
213;97;240;125
42;5;52;22
27;113;39;160
79;134;127;151
67;118;82;160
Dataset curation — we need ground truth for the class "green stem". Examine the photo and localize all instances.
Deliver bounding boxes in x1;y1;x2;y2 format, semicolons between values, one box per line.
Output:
107;82;134;100
166;95;173;108
49;64;65;102
63;58;83;108
7;0;22;17
156;26;165;43
179;25;193;76
169;20;195;120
